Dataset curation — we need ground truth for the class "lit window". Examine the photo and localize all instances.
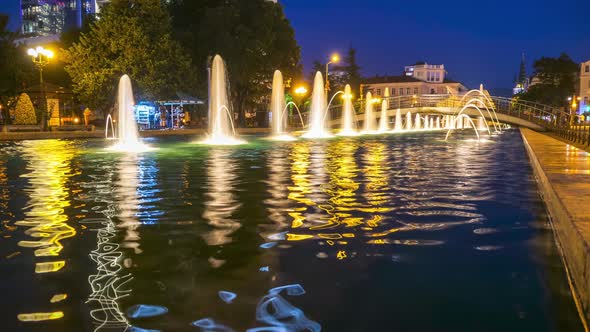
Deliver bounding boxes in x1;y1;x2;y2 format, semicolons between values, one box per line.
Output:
406;88;411;95
399;88;404;95
376;89;381;96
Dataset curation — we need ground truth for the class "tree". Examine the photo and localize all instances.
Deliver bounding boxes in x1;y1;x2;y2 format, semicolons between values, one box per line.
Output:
64;0;196;113
0;15;35;122
13;93;37;125
520;53;578;108
169;0;302;127
342;45;362;95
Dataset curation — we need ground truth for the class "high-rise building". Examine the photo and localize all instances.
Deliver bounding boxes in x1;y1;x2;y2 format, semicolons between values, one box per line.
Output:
20;0;102;37
580;60;590;113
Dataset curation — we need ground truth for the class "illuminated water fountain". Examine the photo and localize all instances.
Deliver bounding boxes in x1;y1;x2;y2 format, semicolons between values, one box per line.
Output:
363;92;376;133
406;112;413;130
414;113;421;130
338;84;358;136
378;100;389;133
108;75;152;152
302;72;332;138
394;109;403;131
202;55;244;145
269;70;296;141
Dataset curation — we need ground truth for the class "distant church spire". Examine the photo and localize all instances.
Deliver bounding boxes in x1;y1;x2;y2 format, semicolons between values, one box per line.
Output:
513;52;527;95
517;52;526;86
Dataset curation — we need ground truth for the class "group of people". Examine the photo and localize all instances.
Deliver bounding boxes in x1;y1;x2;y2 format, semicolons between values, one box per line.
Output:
152;106;189;129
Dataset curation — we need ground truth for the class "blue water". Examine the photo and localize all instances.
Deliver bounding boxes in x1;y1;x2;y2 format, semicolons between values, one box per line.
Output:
0;130;583;331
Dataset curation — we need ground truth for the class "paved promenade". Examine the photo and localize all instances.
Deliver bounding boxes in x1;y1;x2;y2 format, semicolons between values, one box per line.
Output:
521;128;590;326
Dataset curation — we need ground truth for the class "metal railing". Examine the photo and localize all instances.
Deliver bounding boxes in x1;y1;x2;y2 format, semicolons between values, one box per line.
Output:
316;93;588;146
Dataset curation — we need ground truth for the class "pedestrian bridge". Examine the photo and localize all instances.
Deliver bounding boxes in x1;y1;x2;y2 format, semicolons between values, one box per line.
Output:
323;91;568;132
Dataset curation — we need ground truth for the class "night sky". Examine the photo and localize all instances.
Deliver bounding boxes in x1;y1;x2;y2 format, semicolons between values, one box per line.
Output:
1;0;589;89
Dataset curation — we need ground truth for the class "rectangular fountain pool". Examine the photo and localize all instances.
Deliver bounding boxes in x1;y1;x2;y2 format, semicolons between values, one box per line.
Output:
0;130;584;331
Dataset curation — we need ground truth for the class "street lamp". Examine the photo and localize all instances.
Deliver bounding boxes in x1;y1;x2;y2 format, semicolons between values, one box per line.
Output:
27;46;54;131
325;54;340;96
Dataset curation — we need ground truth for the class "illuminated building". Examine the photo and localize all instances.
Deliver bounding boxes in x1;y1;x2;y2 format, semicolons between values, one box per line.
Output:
20;0;106;37
363;62;467;97
512;53;529;95
580;60;590;113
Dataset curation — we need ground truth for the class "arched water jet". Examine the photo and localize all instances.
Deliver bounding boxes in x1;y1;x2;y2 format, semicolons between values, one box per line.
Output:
455;104;492;135
464;98;501;132
105;114;115;140
445;114;480;141
202;55;245;145
302;72;332;138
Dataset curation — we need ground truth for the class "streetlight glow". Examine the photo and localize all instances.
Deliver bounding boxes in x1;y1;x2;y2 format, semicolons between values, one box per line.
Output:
295;86;308;95
331;54;340;63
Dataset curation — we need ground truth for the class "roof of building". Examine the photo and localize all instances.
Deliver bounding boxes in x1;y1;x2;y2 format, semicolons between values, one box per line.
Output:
362;75;462;85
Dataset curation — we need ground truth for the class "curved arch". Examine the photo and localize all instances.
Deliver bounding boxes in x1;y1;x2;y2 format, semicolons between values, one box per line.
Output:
105;114;116;139
445;114;480;141
462;100;498;133
456;105;492;135
218;105;237;136
282;102;306;129
463;98;501;132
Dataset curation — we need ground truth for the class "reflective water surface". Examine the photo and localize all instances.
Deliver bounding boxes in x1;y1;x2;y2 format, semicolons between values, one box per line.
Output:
0;130;584;331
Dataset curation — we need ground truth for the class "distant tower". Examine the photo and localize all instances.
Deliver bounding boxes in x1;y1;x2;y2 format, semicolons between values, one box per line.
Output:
513;52;527;95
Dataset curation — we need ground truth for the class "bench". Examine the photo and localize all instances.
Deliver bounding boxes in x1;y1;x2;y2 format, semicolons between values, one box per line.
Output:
4;125;42;132
51;125;93;132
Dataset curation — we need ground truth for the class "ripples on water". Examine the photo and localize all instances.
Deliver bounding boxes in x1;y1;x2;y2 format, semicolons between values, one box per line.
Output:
0;131;583;332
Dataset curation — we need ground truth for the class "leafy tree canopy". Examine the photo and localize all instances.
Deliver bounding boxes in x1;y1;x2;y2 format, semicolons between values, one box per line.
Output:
520;53;578;108
0;16;35;116
168;0;302;126
65;0;196;112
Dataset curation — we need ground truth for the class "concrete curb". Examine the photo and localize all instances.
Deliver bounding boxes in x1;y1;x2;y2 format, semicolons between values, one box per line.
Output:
521;129;590;328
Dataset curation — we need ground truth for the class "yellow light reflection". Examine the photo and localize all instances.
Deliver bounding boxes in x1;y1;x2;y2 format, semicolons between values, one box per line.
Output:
18;311;64;322
15;140;76;272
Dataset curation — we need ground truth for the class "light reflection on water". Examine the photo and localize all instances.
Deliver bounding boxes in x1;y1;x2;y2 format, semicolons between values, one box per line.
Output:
0;131;584;332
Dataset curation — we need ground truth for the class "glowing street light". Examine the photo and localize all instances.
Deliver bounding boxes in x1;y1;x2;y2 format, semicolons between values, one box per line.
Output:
325;53;340;95
27;46;54;131
295;86;308;96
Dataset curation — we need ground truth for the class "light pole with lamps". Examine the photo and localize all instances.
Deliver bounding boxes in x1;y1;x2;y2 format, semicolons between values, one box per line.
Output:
27;46;54;131
325;54;340;97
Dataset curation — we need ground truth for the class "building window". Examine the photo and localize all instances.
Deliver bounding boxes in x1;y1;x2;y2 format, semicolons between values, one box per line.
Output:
376;89;381;96
430;88;435;94
435;72;440;82
586;65;589;73
391;88;396;96
400;88;404;95
406;88;411;95
413;87;418;95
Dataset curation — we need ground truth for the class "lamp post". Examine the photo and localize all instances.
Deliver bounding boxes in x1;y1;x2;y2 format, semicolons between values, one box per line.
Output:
325;54;340;97
27;46;54;131
568;95;581;125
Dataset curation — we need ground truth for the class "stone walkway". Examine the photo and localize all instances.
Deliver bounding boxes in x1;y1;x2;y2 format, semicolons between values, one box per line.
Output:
521;128;590;326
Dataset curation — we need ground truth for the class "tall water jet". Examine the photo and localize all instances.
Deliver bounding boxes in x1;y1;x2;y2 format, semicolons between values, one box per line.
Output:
436;117;441;129
429;117;434;130
477;117;487;131
269;70;294;141
378;100;389;132
109;75;151;152
203;55;244;145
415;113;421;130
303;72;331;138
338;84;357;136
406;112;413;130
424;115;430;130
394;109;403;131
364;92;376;133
